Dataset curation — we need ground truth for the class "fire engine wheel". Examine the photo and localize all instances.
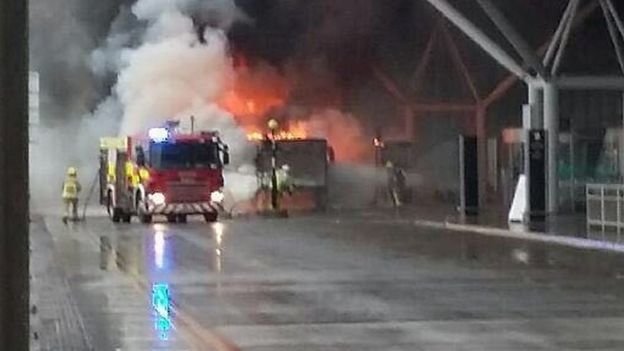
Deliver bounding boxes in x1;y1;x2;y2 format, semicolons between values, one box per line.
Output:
204;213;218;223
139;214;152;224
122;213;132;223
177;214;187;223
111;210;121;223
166;215;177;223
107;193;121;223
135;193;152;224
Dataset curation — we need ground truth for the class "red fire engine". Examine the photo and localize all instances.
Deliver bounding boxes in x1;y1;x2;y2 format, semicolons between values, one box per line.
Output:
99;122;229;224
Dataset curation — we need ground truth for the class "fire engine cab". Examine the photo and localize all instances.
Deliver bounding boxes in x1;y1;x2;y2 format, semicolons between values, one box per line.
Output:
99;122;229;224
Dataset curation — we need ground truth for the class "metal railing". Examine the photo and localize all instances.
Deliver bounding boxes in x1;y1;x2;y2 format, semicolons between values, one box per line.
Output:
586;183;624;242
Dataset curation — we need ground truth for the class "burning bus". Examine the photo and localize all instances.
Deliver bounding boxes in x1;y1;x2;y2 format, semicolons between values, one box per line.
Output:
249;127;332;212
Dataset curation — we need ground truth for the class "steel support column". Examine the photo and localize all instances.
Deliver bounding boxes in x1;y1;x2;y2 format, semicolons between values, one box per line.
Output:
544;83;559;213
485;2;600;109
423;0;528;78
621;92;624;177
553;75;624;89
412;103;477;112
476;105;487;206
0;0;29;349
544;0;576;66
441;24;481;102
552;0;581;76
528;83;543;129
524;83;544;218
605;0;624;40
475;0;546;77
600;0;624;73
411;24;439;90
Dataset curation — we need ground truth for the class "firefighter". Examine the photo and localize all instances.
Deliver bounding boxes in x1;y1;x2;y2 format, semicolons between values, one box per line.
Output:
256;164;294;211
277;164;294;196
135;145;150;182
62;167;82;223
386;161;405;207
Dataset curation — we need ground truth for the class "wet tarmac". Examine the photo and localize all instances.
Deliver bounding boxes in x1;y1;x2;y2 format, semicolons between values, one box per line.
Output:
37;212;624;350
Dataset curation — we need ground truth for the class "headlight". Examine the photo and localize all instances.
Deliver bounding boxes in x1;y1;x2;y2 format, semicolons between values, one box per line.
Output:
149;192;166;206
210;190;224;203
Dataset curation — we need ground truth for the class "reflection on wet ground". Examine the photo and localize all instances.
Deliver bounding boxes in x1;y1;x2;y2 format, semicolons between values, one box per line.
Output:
359;204;624;246
151;283;172;340
40;212;624;350
90;220;231;348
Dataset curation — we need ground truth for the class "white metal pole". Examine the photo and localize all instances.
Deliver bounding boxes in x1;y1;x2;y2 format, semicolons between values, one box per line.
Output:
484;2;599;108
476;105;487;207
544;0;576;66
475;0;546;78
544;83;560;213
441;24;481;102
552;0;581;76
608;0;624;184
600;0;624;73
528;83;543;128
459;135;466;214
411;25;439;90
555;75;624;89
423;0;528;78
605;0;624;41
524;83;542;217
621;91;624;180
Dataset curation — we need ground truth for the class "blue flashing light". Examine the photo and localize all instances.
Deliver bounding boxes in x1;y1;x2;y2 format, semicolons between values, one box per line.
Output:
149;128;169;143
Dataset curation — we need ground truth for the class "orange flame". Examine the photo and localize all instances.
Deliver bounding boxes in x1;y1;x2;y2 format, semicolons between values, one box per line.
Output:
218;62;289;127
246;121;308;141
220;90;284;119
218;57;369;163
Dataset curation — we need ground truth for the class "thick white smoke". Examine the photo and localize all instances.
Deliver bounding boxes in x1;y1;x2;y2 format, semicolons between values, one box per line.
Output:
90;0;258;205
29;0;125;212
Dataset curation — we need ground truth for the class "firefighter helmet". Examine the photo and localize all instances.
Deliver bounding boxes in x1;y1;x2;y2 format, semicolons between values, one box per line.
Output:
67;167;78;177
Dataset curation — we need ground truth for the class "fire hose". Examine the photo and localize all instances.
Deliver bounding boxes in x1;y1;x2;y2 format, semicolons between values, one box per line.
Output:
81;172;100;221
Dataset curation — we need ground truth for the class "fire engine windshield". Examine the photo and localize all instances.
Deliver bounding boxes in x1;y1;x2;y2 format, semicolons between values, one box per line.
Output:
149;142;219;169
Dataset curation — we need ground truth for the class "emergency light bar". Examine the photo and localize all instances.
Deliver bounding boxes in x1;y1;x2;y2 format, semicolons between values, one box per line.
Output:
149;128;169;143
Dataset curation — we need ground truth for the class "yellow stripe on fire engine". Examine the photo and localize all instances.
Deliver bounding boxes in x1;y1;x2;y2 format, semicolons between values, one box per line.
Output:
107;163;116;182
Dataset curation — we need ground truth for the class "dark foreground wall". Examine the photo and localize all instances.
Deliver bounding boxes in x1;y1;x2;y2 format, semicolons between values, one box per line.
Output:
0;0;30;349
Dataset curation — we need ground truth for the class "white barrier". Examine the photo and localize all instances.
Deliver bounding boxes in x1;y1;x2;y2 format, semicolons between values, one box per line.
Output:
586;184;624;242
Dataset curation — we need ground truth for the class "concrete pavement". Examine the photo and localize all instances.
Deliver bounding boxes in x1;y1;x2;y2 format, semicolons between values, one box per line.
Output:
30;216;92;350
31;211;624;350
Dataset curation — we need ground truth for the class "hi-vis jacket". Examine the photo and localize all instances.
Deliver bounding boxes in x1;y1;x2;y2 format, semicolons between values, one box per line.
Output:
62;176;82;200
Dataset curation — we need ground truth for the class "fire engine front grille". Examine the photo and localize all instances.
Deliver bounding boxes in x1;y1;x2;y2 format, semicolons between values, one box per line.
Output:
167;183;211;202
